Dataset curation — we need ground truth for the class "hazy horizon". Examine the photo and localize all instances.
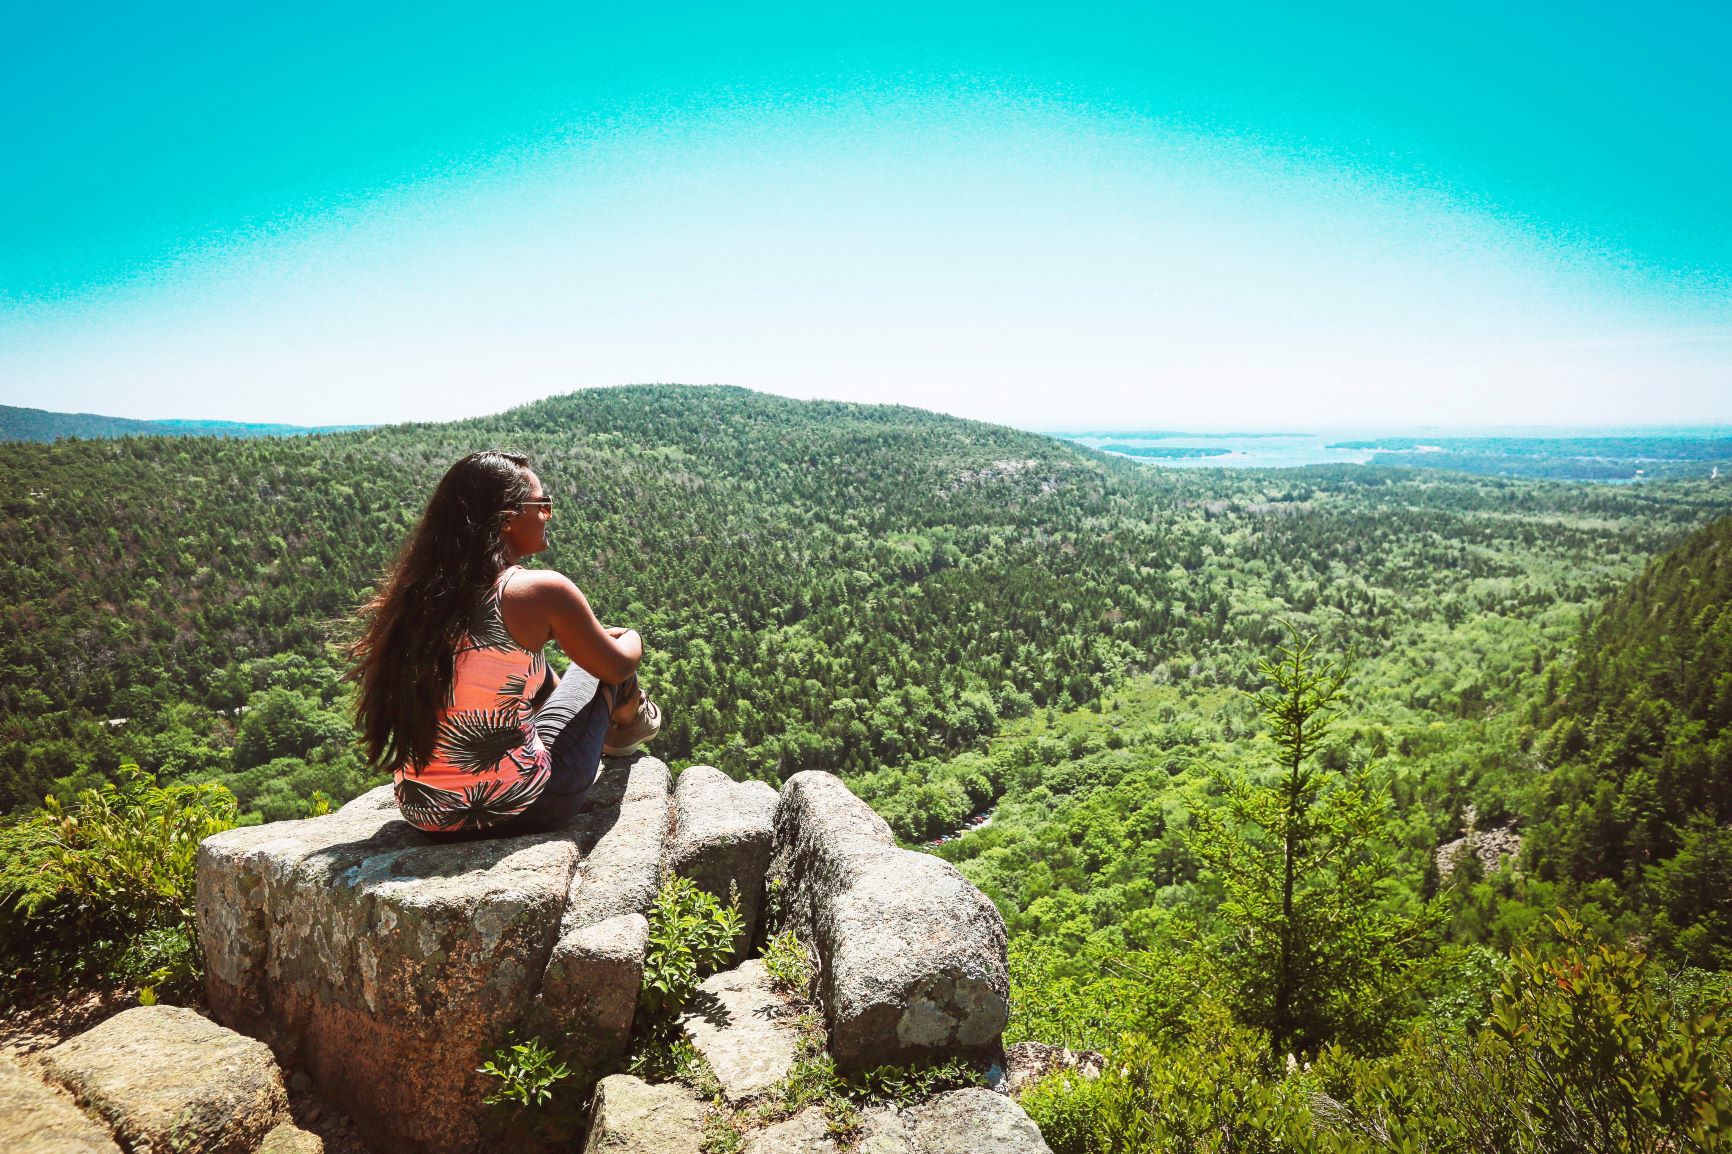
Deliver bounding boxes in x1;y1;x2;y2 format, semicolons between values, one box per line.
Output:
7;391;1732;440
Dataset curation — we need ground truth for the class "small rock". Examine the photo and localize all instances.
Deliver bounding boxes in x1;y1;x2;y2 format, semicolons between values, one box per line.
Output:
667;766;779;956
257;1121;326;1153
583;1075;705;1153
904;1087;1052;1153
856;1108;914;1154
37;1004;287;1154
525;912;648;1081
744;1106;834;1153
289;1069;313;1093
0;1055;123;1154
679;960;801;1102
1004;1041;1104;1095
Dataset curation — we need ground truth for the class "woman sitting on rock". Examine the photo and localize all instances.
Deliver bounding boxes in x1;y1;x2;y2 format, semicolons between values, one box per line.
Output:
348;449;661;836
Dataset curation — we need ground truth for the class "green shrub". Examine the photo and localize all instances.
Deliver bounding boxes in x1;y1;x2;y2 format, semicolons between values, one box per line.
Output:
702;1109;745;1154
625;1032;709;1083
116;924;201;1003
1023;920;1732;1154
478;1035;573;1108
476;1033;587;1148
849;1058;982;1106
1463;913;1732;1151
761;927;814;996
640;873;745;1020
1019;1070;1110;1154
0;762;236;996
627;872;746;1081
1017;1001;1349;1154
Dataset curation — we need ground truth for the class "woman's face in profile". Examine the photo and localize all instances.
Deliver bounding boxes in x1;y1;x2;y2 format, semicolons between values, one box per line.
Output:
501;469;551;559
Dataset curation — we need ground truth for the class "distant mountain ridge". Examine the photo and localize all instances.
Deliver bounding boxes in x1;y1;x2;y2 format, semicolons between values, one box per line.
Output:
0;403;368;442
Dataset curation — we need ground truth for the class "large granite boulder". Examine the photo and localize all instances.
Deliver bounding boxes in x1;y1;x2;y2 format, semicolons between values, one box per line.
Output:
0;1054;123;1154
767;772;1009;1072
666;766;779;957
521;909;649;1083
520;757;669;1075
196;754;671;1154
36;1004;288;1154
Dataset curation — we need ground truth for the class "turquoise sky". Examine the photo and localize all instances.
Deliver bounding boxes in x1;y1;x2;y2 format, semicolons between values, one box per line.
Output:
3;0;1728;426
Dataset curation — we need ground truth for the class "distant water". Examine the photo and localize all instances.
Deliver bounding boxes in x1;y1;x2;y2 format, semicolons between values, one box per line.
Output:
1048;426;1732;471
1053;430;1389;469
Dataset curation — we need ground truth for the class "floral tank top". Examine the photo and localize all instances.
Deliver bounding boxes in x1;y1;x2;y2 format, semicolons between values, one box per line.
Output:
393;567;553;832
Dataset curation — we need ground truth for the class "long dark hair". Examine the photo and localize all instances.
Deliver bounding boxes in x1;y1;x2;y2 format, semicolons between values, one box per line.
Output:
348;450;534;771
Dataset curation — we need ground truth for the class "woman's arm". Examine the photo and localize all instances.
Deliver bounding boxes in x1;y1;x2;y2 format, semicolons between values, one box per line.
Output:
503;569;641;683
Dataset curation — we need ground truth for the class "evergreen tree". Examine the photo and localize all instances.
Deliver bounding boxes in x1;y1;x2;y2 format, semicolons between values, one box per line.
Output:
1190;627;1429;1056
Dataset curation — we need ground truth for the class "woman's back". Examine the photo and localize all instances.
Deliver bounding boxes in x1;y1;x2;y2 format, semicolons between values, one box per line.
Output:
393;567;553;832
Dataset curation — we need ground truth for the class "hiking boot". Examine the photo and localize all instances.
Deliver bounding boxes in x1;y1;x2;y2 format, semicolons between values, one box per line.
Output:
603;692;663;757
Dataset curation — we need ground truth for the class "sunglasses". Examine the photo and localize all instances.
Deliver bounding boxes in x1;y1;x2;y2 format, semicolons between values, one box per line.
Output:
517;498;553;513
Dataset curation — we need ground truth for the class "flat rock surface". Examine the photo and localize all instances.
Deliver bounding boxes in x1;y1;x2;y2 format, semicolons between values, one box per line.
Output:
679;960;801;1102
904;1088;1052;1153
562;756;673;930
856;1108;916;1154
0;1054;123;1154
734;1097;1046;1154
583;1075;705;1153
38;1004;287;1154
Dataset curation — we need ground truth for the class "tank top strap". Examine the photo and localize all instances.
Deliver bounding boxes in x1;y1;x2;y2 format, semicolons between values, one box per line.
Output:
460;566;528;654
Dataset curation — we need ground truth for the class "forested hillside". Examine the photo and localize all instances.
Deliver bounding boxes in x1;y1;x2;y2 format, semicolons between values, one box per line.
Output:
6;386;1732;1148
2;385;1187;815
1527;514;1732;964
0;402;363;442
927;511;1732;1010
4;386;1725;829
913;511;1732;1150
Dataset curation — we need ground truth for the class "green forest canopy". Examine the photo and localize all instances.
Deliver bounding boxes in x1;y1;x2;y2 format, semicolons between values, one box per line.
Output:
5;385;1732;1147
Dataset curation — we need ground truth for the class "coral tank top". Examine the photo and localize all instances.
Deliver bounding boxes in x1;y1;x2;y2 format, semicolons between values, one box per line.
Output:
393;567;553;832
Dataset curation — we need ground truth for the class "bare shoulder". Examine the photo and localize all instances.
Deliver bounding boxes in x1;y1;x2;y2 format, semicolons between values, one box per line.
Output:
504;568;587;606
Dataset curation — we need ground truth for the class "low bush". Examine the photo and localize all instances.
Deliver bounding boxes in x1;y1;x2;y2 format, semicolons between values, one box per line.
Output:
640;873;745;1020
626;872;745;1077
760;927;814;996
0;762;236;1000
479;1035;573;1108
1019;916;1732;1154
